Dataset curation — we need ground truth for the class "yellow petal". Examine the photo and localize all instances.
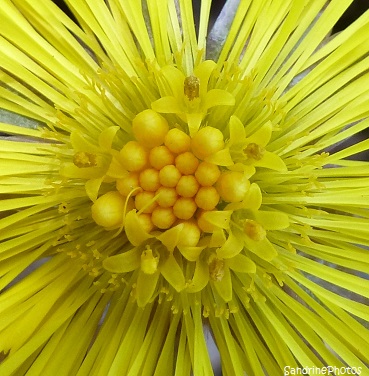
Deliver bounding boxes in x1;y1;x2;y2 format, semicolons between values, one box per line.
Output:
160;254;186;291
209;228;227;248
85;177;104;202
217;229;244;259
202;210;232;230
136;270;159;307
246;121;273;147
151;96;183;113
228;115;246;146
205;148;234;166
157;223;184;253
254;151;287;171
212;266;232;302
187;259;209;293
227;254;256;273
178;245;206;261
243;236;278;261
124;210;153;246
98;126;120;150
103;247;141;273
194;59;217;98
203;89;235;109
186;112;204;136
254;210;289;230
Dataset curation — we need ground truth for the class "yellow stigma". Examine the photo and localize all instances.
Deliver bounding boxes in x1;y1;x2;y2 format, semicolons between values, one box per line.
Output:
141;248;159;274
244;143;265;160
244;219;267;241
208;256;225;281
184;75;200;101
73;151;97;168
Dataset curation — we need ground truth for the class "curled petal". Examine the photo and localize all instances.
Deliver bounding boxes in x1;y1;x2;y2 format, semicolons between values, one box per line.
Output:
254;150;287;171
98;126;120;150
151;96;183;113
85;177;104;202
186;112;204;136
254;210;290;230
203;89;235;110
227;254;256;273
202;210;232;230
217;229;244;259
178;245;205;261
160;254;186;292
243;236;278;261
205;148;234;166
212;266;232;302
136;270;159;307
209;228;227;248
160;65;185;96
194;60;217;98
125;210;153;246
187;259;209;293
246;121;273;147
228;115;246;146
70;130;100;153
157;223;184;253
103;247;141;273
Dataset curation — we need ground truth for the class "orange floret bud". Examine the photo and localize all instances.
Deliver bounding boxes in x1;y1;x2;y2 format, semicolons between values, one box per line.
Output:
176;175;199;198
173;197;197;220
159;165;182;187
91;191;125;228
139;168;160;192
135;191;157;213
119;141;148;172
175;152;199;175
177;220;201;247
195;161;221;186
164;128;191;154
149;145;175;170
197;210;215;233
116;172;140;196
191;127;224;160
152;207;176;229
195;186;220;211
216;171;249;203
137;213;155;233
156;186;178;208
132;109;169;148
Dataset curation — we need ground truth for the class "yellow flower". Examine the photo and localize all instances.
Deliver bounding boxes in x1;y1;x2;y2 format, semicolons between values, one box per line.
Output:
1;0;369;375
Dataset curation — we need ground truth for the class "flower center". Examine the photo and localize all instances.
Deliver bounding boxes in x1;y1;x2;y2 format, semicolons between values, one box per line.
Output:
91;109;248;242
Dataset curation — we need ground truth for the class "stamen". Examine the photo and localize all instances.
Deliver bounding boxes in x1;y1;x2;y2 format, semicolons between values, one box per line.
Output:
184;75;200;101
73;151;97;168
244;143;265;160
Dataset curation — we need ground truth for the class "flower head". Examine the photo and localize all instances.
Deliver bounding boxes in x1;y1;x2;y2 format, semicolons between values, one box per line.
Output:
1;0;369;375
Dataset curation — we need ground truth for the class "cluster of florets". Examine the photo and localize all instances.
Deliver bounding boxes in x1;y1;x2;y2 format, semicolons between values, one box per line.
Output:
91;109;249;246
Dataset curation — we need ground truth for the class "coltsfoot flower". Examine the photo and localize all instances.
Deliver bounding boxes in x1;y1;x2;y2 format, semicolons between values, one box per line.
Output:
1;0;369;375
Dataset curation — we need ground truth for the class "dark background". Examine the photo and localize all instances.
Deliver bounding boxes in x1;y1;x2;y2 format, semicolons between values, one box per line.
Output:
52;0;369;32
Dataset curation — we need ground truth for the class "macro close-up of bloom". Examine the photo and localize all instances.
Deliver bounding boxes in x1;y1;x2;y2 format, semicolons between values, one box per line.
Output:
1;0;369;375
